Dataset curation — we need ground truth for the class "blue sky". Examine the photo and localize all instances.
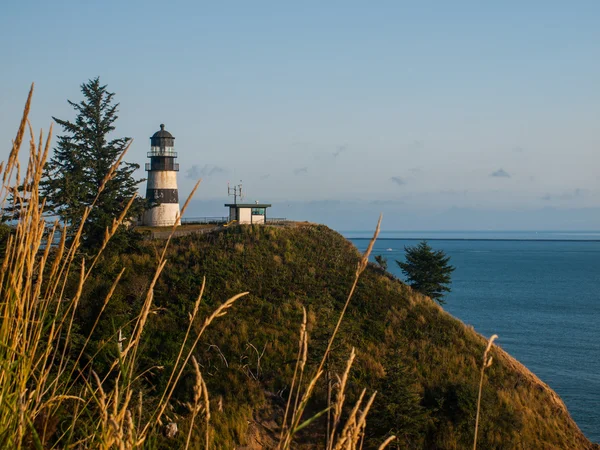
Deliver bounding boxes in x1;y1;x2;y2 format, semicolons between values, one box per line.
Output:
2;1;600;230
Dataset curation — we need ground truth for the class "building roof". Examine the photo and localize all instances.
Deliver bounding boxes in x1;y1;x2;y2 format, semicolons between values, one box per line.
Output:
151;124;174;139
224;203;272;208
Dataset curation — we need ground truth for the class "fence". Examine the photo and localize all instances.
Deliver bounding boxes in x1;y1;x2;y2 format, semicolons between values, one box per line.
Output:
180;217;288;225
265;217;288;224
181;216;228;224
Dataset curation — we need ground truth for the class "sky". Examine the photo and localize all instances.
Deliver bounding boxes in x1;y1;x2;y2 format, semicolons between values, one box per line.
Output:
1;1;600;230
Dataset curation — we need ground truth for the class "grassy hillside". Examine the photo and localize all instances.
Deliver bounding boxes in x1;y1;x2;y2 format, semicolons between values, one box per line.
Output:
80;223;597;449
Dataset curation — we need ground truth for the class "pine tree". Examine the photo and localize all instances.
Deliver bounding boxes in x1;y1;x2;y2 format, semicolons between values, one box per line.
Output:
41;77;144;250
368;361;428;448
374;254;388;271
396;240;455;304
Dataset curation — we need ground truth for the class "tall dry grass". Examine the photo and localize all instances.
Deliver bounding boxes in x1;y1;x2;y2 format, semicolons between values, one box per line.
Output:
0;85;395;449
473;333;498;450
0;85;242;448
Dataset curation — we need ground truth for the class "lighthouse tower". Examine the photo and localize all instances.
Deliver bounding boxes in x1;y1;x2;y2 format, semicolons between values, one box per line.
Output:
143;124;181;226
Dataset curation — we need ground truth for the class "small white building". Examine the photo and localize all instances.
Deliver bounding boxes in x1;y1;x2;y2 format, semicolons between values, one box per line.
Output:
225;203;271;225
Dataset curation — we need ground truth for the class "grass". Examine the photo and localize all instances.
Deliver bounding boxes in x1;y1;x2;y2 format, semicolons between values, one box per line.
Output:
135;224;216;233
1;84;597;449
0;85;397;449
0;85;243;448
474;334;498;450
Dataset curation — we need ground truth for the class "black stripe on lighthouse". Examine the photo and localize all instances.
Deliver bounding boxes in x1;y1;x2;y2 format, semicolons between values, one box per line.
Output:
146;188;179;203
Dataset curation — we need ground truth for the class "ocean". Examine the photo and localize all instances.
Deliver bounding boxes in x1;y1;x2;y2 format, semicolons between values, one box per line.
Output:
346;231;600;443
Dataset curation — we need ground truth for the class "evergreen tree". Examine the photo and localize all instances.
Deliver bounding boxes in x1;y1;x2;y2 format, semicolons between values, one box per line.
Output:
368;361;428;448
374;254;388;271
396;240;455;304
41;77;144;250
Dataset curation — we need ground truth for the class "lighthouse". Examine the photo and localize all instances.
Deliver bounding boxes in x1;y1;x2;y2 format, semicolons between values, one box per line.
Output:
143;124;181;226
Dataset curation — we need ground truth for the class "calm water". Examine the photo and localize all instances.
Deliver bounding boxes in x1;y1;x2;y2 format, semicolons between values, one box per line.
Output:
346;231;600;443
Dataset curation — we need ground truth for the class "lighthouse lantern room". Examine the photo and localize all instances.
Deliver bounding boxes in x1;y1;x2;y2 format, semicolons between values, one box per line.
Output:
143;124;181;226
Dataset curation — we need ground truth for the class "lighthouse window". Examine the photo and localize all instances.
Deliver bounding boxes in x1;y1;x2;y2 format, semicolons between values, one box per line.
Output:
251;208;265;215
150;146;176;156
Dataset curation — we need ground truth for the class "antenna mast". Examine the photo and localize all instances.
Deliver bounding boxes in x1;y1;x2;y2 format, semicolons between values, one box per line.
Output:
228;180;243;205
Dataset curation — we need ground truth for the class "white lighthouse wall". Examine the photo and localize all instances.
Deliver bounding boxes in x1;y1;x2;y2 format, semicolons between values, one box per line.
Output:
144;170;180;226
147;171;178;189
144;203;181;227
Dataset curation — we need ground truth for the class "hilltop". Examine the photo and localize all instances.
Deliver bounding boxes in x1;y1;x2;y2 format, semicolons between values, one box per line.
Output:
80;223;597;449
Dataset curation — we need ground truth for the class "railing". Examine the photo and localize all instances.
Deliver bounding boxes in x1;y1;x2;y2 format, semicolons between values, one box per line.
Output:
181;216;228;224
145;162;180;171
179;217;288;225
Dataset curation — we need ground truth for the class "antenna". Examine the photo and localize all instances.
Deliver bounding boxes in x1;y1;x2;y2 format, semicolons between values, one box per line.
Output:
228;180;243;205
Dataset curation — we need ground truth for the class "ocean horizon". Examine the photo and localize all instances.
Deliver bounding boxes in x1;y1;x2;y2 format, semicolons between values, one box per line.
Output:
342;229;600;241
346;230;600;443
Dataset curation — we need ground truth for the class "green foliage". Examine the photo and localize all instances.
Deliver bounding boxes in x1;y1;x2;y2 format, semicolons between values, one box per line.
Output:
367;360;427;448
0;223;13;256
374;254;388;271
40;77;144;250
396;240;455;304
69;225;593;449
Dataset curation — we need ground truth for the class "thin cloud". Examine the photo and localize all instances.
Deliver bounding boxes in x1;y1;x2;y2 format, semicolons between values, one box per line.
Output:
260;173;270;180
186;164;226;179
541;188;589;201
490;168;510;178
369;199;404;205
390;176;406;186
438;189;469;196
333;145;346;158
294;167;308;176
313;144;347;161
407;140;424;151
513;146;525;153
291;141;313;148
